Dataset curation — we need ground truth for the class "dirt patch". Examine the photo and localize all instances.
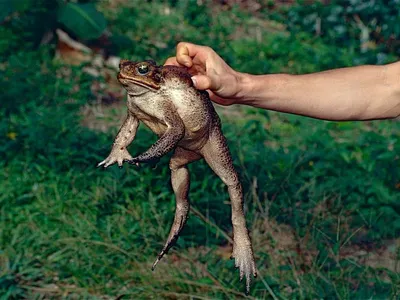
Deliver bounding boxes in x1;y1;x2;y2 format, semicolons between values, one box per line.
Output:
251;216;399;273
341;239;399;272
81;102;125;132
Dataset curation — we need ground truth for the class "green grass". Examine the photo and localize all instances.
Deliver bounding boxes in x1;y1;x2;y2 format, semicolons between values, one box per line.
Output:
1;1;399;299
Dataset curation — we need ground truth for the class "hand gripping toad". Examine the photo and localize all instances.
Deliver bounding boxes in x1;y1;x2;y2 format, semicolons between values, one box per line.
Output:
98;60;257;292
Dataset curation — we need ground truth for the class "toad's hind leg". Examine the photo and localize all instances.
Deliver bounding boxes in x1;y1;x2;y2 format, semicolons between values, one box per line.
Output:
200;127;257;294
152;147;201;271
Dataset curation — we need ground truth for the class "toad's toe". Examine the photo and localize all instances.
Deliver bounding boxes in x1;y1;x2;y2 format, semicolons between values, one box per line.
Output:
232;241;257;294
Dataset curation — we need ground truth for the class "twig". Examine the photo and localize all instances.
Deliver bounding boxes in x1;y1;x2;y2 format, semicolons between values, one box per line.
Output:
260;277;279;300
190;206;233;244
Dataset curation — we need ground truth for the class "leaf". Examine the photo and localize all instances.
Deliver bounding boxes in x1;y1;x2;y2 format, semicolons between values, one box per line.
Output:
0;0;31;22
57;3;107;40
55;29;92;65
0;1;14;22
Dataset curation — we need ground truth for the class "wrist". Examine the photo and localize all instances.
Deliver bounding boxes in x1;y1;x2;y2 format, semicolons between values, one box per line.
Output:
234;72;272;106
234;72;255;105
236;72;293;108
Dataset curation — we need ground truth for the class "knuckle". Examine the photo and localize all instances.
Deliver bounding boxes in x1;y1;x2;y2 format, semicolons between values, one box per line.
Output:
204;46;214;53
177;41;186;49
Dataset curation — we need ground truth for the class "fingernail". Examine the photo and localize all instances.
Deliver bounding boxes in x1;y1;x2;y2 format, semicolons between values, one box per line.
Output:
184;60;191;67
191;76;197;86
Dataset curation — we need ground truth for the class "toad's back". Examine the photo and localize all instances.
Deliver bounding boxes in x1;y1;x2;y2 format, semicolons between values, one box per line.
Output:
100;59;257;293
161;66;217;130
132;65;219;149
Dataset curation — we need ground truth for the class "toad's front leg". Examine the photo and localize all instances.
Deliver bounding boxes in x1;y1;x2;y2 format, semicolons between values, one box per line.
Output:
200;127;257;294
126;106;185;165
98;113;139;168
152;147;201;270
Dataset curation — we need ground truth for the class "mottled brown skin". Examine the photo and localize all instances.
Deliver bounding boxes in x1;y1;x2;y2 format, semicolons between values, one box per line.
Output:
98;59;257;292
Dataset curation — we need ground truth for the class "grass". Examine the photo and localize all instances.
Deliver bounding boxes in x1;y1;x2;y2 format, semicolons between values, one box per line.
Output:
1;1;399;299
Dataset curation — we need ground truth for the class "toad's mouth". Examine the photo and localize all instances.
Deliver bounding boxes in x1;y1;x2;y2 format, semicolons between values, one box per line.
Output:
117;72;159;90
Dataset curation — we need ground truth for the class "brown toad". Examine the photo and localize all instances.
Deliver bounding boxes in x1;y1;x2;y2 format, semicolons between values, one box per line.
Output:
98;59;257;292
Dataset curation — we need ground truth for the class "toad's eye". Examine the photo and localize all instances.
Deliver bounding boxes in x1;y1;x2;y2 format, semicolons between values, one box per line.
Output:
137;64;149;75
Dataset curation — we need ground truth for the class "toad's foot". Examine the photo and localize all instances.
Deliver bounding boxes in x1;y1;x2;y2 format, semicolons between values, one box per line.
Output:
97;147;134;168
231;235;257;294
151;202;189;271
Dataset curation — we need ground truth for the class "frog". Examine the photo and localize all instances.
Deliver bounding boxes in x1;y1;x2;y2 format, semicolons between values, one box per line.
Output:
98;59;257;293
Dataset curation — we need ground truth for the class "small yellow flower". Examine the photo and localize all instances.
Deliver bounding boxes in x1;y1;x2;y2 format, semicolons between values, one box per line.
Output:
7;132;17;140
309;161;314;166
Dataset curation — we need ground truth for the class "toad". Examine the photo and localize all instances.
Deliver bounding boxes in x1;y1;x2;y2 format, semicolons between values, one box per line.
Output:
98;59;257;292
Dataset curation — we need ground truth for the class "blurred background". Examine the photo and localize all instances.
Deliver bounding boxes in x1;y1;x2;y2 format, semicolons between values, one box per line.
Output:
1;0;399;298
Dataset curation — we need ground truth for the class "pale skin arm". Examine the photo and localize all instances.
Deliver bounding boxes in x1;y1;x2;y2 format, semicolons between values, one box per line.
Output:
165;42;400;121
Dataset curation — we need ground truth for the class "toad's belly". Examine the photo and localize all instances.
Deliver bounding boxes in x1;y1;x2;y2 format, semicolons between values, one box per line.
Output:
141;118;210;151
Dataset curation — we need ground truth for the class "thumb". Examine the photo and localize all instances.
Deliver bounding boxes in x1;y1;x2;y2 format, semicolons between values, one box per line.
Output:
191;75;211;90
208;90;235;106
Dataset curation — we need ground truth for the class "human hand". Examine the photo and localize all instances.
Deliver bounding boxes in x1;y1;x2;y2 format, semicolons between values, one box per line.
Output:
165;42;245;106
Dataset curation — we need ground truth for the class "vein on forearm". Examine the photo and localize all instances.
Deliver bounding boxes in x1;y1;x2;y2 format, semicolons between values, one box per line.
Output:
242;62;400;121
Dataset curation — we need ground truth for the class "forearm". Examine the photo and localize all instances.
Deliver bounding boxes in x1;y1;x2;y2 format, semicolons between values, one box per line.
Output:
98;113;139;168
238;62;400;121
112;113;139;149
129;107;185;163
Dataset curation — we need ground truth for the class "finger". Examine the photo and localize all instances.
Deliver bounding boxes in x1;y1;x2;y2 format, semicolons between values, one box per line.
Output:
164;57;180;66
208;90;235;106
177;42;210;68
191;75;211;90
105;159;116;168
176;42;193;67
191;67;220;91
125;159;137;165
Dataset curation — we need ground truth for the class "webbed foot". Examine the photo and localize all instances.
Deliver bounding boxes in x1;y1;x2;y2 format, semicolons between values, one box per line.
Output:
231;234;257;294
152;202;189;271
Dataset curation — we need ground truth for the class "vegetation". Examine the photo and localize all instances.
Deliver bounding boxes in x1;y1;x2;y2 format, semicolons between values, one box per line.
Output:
1;0;399;299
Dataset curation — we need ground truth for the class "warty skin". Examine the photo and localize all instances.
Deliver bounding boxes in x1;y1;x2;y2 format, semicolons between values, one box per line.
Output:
98;59;257;293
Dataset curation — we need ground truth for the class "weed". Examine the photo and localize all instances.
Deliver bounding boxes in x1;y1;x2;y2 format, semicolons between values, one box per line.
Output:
0;1;398;299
